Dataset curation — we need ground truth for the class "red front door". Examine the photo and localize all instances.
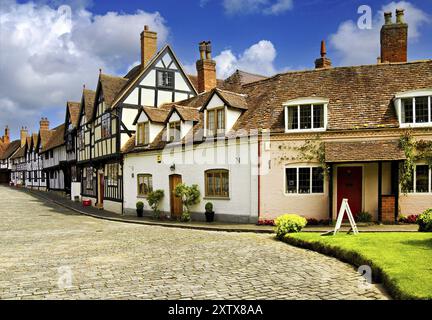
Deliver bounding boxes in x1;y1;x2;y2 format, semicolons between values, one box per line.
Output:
337;167;362;217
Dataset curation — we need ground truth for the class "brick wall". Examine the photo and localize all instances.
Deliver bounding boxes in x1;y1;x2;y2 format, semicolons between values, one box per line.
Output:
381;195;395;223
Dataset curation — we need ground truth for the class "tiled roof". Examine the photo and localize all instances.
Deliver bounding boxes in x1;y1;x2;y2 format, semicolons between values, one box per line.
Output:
325;140;406;162
11;145;26;159
187;74;225;91
234;60;432;133
83;89;96;121
141;107;170;123
39;130;53;150
67;101;81;128
213;88;248;110
42;124;65;153
0;140;20;160
100;74;128;108
170;105;200;122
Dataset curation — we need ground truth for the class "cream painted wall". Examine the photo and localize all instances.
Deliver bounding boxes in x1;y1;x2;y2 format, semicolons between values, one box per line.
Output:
124;88;139;105
158;90;173;106
103;200;122;215
261;139;397;221
141;88;155;106
123;139;259;222
122;108;139;131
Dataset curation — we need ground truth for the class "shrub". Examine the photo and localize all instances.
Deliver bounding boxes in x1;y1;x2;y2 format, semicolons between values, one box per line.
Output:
174;183;201;222
147;189;164;219
418;209;432;232
356;211;372;223
398;214;406;223
136;201;144;210
274;214;307;238
205;202;213;212
306;218;319;225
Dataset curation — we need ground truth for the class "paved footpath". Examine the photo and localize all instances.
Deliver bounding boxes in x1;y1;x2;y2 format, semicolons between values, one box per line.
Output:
0;186;388;300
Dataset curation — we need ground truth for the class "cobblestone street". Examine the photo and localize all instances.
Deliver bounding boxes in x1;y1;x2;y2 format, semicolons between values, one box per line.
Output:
0;186;388;300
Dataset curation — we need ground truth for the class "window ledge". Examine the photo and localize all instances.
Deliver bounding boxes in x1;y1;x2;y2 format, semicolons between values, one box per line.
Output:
203;196;230;200
284;128;326;133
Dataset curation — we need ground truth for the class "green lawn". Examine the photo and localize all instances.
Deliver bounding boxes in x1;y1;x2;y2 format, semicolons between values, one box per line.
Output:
284;232;432;300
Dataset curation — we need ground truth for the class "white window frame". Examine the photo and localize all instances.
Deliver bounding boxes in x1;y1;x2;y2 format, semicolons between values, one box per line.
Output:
283;165;325;195
407;163;432;194
283;97;328;133
394;89;432;128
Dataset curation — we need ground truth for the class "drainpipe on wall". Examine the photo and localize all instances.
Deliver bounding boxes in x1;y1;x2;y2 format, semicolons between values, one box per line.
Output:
257;132;261;222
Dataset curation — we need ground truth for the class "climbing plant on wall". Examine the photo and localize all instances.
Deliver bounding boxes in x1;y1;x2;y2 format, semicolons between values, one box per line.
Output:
294;135;329;176
399;131;432;194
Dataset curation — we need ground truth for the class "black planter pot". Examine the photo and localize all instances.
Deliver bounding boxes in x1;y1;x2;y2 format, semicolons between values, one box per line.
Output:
137;209;143;217
205;211;215;222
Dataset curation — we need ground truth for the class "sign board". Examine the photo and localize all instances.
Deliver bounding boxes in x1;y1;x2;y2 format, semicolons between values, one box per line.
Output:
333;198;358;235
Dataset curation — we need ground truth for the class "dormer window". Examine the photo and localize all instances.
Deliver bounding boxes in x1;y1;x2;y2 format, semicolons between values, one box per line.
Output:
284;98;328;132
207;108;225;136
137;122;150;145
168;121;181;142
157;70;174;89
395;90;432;127
401;96;431;124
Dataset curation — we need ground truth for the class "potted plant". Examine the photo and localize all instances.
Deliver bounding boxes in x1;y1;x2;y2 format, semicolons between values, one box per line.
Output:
136;201;144;217
174;183;200;222
205;202;215;222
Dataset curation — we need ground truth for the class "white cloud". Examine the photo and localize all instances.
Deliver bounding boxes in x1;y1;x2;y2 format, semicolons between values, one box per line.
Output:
184;40;284;79
263;0;293;15
329;1;430;66
0;1;169;138
223;0;293;16
215;40;280;79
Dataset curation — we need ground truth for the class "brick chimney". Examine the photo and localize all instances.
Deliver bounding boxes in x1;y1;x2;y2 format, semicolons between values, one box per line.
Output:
20;127;28;147
3;126;10;144
140;25;157;69
380;9;408;63
315;40;332;69
196;41;217;93
40;117;49;132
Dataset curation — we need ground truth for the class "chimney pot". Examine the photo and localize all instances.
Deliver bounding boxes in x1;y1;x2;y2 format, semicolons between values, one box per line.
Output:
199;41;206;60
205;41;212;60
384;12;392;25
144;25;149;31
396;9;405;23
196;40;217;93
315;40;332;69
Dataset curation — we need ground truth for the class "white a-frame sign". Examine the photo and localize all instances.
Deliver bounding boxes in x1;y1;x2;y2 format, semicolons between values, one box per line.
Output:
333;198;359;235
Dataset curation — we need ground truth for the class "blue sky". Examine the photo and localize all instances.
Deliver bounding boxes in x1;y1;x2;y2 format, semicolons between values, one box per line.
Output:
2;0;432;139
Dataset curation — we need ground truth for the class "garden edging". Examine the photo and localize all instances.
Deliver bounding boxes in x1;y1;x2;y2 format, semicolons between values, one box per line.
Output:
281;235;417;300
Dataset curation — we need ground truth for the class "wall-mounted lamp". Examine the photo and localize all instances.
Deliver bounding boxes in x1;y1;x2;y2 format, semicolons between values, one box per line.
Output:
170;164;176;172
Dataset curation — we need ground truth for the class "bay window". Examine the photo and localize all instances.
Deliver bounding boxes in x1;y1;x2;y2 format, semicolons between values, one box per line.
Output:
101;113;111;138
